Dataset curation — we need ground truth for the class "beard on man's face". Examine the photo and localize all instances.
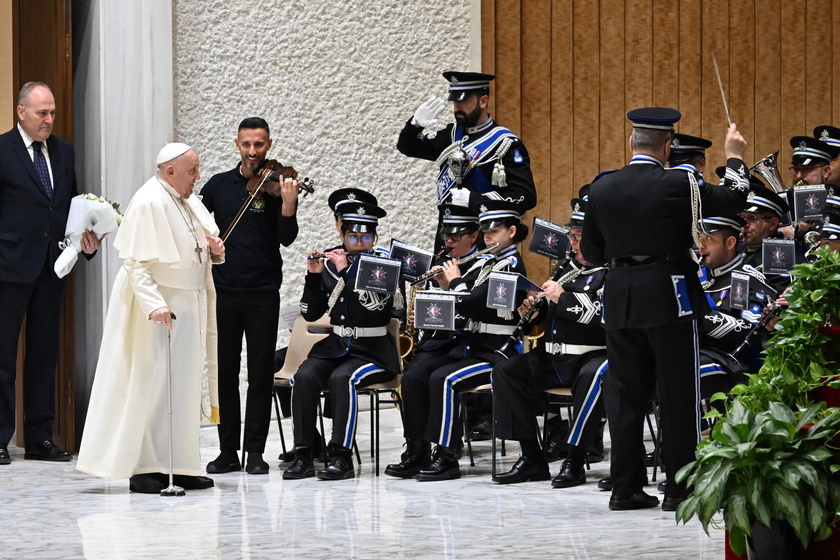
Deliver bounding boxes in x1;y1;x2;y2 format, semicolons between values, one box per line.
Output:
455;104;483;128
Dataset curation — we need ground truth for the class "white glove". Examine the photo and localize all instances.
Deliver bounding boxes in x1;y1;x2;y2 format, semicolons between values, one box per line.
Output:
450;187;471;207
411;96;446;128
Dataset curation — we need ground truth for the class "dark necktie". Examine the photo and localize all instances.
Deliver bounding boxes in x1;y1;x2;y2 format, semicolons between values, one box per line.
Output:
31;141;53;198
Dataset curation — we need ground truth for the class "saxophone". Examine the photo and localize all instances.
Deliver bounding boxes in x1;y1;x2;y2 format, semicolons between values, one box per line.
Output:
399;284;419;365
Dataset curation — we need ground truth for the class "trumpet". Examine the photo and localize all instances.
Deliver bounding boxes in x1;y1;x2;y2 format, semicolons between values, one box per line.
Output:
409;243;500;286
495;252;576;359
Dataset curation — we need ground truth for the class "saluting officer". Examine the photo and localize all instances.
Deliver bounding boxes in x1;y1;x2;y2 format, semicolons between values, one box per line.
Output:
582;108;750;512
397;71;536;213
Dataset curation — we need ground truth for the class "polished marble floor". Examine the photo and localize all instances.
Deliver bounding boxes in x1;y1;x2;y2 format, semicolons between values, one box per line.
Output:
3;405;723;559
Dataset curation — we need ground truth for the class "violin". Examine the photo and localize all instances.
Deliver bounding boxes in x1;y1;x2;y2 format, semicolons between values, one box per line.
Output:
246;159;315;199
222;159;316;242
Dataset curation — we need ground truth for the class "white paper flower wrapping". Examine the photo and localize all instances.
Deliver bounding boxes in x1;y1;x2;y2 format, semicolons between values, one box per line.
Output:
54;195;121;278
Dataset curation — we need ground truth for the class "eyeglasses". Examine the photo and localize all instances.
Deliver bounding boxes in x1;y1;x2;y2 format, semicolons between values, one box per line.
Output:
345;234;373;245
789;165;827;174
566;233;583;241
441;232;466;241
741;214;774;224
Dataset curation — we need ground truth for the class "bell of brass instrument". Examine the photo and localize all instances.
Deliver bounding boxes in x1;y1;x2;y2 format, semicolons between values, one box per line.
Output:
749;152;786;193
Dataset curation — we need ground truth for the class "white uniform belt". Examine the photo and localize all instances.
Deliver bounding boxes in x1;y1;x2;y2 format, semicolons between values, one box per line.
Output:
333;325;388;338
544;342;606;355
465;320;516;335
149;263;207;290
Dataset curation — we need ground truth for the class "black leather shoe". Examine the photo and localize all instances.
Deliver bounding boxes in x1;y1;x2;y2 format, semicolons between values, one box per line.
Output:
492;456;551;484
283;450;315;479
609;491;660;510
385;439;430;479
468;420;493;441
551;459;586;488
174;475;215;490
661;496;685;512
206;452;242;473
317;450;355;480
129;473;166;494
24;440;71;462
0;444;10;465
415;446;461;481
657;480;667;493
544;417;570;462
597;477;613;491
246;453;269;475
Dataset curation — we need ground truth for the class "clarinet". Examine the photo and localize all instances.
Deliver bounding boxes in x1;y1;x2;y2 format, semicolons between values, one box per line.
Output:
495;251;577;359
730;302;783;360
409;243;500;286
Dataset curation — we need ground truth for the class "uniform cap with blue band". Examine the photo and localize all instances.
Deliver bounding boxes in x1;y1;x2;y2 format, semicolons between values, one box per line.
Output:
814;125;840;150
790;135;839;166
626;107;682;130
443;71;495;102
338;201;386;233
438;203;479;234
743;187;789;218
473;199;522;231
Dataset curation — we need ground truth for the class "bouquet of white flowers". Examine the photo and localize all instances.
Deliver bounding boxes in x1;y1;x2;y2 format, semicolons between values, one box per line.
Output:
53;194;123;278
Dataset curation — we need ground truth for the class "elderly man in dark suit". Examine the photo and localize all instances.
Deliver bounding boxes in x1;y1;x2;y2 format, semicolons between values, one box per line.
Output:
0;82;101;464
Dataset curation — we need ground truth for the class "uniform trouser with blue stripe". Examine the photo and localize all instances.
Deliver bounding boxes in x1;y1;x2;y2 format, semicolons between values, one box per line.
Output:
492;350;607;452
290;356;395;450
698;353;747;400
603;321;700;500
417;358;493;447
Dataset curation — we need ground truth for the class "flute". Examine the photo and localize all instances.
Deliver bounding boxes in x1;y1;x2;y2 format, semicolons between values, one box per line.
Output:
409;243;500;286
307;251;362;260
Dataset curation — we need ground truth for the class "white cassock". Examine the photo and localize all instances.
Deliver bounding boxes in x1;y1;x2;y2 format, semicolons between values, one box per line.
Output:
77;176;220;479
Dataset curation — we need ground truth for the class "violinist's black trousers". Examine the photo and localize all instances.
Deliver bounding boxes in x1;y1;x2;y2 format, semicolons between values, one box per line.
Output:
215;290;279;454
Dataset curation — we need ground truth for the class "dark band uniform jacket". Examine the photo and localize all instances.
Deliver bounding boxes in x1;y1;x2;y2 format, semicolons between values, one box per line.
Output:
699;253;775;374
444;244;527;363
527;258;608;383
300;247;401;375
397;120;537;212
582;156;751;329
413;246;480;354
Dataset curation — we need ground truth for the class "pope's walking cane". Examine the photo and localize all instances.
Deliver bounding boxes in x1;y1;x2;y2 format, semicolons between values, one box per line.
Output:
161;315;185;497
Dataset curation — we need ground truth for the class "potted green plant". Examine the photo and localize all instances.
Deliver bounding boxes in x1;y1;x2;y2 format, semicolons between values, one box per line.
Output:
675;400;840;557
676;246;840;558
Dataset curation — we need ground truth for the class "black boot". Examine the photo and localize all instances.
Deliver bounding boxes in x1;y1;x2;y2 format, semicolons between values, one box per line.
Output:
414;445;461;482
385;439;431;479
544;416;570;462
317;445;355;480
283;447;315;480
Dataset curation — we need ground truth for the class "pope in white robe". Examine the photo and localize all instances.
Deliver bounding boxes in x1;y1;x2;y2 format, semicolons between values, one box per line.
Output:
77;144;223;489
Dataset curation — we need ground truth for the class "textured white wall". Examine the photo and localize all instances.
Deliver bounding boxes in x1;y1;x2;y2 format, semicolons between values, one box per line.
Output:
171;1;474;426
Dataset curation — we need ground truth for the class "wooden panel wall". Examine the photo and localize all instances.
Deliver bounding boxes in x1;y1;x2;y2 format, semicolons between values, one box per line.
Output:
482;0;834;278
